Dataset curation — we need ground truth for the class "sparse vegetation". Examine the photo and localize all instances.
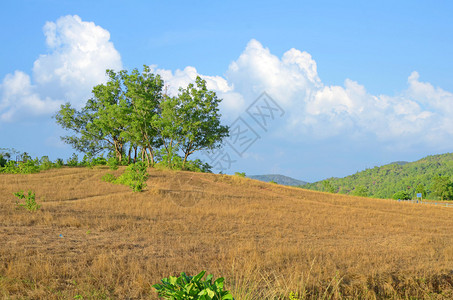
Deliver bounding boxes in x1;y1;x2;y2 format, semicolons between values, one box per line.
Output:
114;162;148;192
13;190;41;212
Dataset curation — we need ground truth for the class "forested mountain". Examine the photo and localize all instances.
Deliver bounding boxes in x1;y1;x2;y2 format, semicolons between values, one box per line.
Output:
303;153;453;200
248;174;308;186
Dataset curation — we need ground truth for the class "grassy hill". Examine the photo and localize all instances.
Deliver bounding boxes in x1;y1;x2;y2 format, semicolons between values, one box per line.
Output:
304;152;453;199
248;174;308;186
1;167;453;299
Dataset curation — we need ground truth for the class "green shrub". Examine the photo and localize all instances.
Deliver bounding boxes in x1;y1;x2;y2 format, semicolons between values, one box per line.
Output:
92;156;107;166
2;161;19;173
39;156;54;171
184;159;212;173
2;159;40;174
14;190;41;212
270;180;277;184
55;158;64;168
234;172;246;178
115;162;148;192
153;270;234;300
67;153;79;167
393;190;411;200
107;157;120;170
18;159;40;174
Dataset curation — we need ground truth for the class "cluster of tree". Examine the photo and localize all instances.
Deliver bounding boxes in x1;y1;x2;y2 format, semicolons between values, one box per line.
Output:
0;152;63;174
303;153;453;200
54;66;229;170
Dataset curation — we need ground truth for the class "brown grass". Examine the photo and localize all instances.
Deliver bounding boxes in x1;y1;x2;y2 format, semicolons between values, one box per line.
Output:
1;167;452;299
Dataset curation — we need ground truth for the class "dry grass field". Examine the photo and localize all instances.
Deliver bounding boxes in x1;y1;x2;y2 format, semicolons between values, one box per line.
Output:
1;167;453;299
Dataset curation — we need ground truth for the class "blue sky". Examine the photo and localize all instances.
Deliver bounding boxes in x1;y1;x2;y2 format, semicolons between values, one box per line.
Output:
1;0;453;182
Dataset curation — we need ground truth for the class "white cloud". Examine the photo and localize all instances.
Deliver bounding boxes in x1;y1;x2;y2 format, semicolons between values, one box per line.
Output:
0;15;122;122
149;65;244;117
148;39;453;150
0;71;61;122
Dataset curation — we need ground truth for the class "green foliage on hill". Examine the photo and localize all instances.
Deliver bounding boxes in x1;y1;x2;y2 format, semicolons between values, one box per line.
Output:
303;153;453;200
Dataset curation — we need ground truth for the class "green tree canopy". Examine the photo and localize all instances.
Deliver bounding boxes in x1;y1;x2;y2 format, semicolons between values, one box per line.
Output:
55;67;229;170
431;175;453;200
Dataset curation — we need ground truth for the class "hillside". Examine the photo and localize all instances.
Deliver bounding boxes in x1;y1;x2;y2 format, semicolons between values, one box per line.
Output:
248;174;308;186
1;167;453;299
304;152;453;199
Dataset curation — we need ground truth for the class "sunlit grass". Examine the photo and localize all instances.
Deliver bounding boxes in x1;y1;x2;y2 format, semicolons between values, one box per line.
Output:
1;167;452;299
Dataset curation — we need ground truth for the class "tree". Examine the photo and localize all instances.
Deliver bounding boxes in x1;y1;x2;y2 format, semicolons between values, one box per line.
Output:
55;68;229;170
431;176;453;200
322;180;336;193
55;70;128;160
176;77;229;169
120;66;164;166
352;185;368;197
415;184;427;198
152;95;183;169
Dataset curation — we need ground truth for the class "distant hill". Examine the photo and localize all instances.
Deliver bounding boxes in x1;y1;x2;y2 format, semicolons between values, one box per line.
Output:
248;174;308;186
303;153;453;199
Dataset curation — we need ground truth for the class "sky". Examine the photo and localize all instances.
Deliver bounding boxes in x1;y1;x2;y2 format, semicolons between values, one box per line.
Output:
1;0;453;182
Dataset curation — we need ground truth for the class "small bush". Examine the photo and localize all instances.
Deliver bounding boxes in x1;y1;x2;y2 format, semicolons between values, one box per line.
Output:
2;161;19;173
39;156;54;171
153;270;234;300
107;157;120;170
14;190;41;212
234;172;246;178
115;162;148;192
67;153;79;167
55;158;64;168
393;190;411;200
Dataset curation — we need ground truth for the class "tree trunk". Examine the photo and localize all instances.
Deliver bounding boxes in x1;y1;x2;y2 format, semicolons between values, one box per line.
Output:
148;148;155;166
134;146;138;163
127;146;132;164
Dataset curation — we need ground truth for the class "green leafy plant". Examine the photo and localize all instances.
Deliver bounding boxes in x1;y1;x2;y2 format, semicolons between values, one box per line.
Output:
269;180;277;184
39;156;54;171
107;157;120;170
392;190;411;200
55;158;64;168
289;292;300;300
67;153;79;167
115;162;148;192
153;270;234;300
14;190;41;212
234;172;246;178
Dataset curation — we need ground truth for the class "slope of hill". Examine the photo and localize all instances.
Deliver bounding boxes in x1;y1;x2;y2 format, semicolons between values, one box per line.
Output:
304;152;453;199
1;167;452;299
248;174;308;186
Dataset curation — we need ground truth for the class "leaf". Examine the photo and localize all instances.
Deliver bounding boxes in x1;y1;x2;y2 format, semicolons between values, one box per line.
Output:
221;293;234;300
192;270;206;283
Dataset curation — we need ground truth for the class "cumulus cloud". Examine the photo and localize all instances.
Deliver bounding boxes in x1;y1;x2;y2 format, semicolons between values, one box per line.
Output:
150;39;453;150
149;65;245;116
0;15;122;122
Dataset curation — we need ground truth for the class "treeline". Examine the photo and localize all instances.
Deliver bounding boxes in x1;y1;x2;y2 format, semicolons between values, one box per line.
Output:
303;153;453;201
54;66;229;170
0;149;212;174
